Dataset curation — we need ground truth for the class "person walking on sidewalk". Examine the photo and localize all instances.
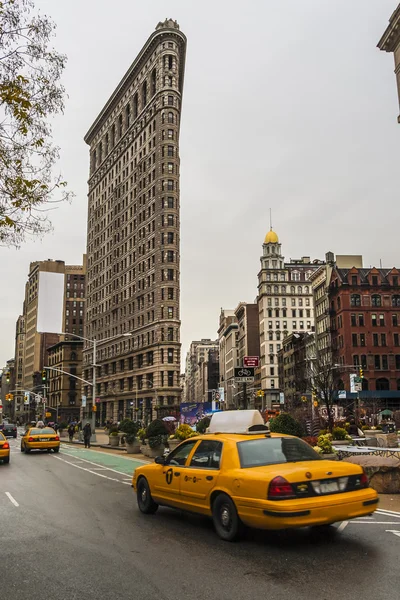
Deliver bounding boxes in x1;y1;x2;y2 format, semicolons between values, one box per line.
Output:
68;423;75;443
83;422;92;448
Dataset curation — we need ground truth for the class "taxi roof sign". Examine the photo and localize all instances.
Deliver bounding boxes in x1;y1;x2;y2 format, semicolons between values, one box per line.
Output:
208;410;268;434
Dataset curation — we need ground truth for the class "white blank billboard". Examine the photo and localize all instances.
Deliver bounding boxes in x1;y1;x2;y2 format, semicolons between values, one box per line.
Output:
37;271;64;334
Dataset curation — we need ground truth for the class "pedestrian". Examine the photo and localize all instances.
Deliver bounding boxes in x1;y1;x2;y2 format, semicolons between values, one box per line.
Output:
348;419;358;436
68;423;75;442
36;420;44;428
83;422;92;448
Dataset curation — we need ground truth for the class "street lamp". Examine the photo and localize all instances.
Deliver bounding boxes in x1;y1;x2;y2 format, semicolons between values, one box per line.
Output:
58;331;133;440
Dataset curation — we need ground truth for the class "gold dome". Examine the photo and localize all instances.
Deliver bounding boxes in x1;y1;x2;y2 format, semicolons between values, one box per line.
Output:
264;228;279;244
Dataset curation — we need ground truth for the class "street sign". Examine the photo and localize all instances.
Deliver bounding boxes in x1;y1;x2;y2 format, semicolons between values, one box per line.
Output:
243;356;259;368
218;387;225;402
95;397;101;403
354;376;362;392
234;367;255;383
81;395;87;408
279;392;285;405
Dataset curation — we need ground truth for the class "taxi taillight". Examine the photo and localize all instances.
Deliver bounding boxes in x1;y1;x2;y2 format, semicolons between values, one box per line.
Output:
360;471;369;488
54;436;59;441
28;437;34;442
3;442;9;449
268;476;296;500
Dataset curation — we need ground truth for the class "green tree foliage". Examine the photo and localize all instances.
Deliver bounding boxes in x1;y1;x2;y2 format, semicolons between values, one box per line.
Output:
269;413;304;437
0;0;72;246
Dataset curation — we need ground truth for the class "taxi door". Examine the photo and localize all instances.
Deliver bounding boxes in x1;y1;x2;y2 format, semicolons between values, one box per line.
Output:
179;440;223;513
153;439;198;505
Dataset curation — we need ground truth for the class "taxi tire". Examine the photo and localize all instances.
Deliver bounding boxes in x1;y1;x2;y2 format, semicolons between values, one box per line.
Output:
3;457;10;464
137;477;158;515
24;447;30;454
53;448;60;453
212;493;243;542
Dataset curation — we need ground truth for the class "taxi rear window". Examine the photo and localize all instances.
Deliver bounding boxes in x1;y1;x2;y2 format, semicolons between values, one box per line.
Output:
237;437;321;468
29;428;56;435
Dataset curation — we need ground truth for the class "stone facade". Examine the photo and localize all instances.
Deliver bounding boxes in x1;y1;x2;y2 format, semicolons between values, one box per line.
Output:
378;3;400;123
218;310;239;409
83;21;186;424
257;228;323;407
184;339;219;403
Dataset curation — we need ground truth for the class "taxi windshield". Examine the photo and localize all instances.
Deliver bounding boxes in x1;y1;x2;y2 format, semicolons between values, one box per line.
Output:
29;428;56;435
238;437;321;468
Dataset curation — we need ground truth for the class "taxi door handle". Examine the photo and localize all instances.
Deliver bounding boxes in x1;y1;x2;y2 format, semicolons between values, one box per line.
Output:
206;476;213;481
174;472;180;477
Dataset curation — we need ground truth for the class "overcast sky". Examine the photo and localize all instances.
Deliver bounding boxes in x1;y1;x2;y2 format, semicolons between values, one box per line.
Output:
0;0;399;370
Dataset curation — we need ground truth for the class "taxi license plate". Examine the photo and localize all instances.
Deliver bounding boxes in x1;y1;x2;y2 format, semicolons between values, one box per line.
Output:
319;481;339;494
40;438;50;442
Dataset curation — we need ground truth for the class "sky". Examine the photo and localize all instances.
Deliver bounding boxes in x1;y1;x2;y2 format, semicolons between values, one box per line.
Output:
0;0;399;370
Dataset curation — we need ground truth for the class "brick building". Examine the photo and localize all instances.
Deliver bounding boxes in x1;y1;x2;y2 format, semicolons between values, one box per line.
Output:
329;266;400;410
378;3;400;123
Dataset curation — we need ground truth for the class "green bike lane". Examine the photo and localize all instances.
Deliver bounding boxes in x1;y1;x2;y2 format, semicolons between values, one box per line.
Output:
58;444;149;482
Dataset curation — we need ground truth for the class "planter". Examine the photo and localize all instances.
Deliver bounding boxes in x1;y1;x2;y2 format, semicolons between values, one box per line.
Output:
126;441;141;454
168;439;181;451
331;439;351;446
140;443;164;458
109;435;120;447
59;431;67;438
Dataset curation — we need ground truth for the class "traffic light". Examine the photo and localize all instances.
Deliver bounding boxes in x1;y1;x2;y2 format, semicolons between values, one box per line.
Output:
5;371;10;383
41;370;47;382
359;367;364;378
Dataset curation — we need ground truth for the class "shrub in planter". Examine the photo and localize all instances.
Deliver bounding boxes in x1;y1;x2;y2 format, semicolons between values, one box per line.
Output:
196;416;211;434
302;436;318;447
314;433;336;455
109;430;120;446
146;419;168;449
137;428;146;443
269;413;304;437
119;419;139;436
332;426;350;441
173;424;198;441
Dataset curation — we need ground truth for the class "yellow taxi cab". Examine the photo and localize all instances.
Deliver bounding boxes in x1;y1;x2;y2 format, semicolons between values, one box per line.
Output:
0;431;10;464
132;410;378;541
21;427;60;454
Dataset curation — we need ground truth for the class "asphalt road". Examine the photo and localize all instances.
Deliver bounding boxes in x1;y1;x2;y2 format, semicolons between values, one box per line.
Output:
1;433;400;600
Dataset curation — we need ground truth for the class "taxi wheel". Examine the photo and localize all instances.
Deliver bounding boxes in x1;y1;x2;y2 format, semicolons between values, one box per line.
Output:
53;448;60;453
3;457;10;464
24;447;30;454
137;477;158;514
212;493;242;542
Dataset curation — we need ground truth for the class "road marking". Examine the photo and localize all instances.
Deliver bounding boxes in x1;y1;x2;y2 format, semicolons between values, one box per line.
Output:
350;521;400;525
337;521;348;532
386;530;400;538
377;509;400;518
5;492;19;507
53;455;127;484
60;452;137;477
61;444;148;464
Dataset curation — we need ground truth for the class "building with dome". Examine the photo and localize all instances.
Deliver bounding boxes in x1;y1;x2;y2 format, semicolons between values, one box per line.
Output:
257;227;324;408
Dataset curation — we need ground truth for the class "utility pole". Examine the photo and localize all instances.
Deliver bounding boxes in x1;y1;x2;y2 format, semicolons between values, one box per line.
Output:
243;381;247;409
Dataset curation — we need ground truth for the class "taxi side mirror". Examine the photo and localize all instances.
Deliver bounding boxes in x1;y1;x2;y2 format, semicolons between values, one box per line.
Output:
155;456;165;465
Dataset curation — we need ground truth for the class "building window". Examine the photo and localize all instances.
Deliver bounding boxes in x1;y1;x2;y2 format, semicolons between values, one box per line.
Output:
167;196;174;208
142;80;148;107
351;294;361;307
371;314;377;326
352;334;358;347
382;355;388;370
379;314;385;327
151;68;157;95
396;355;400;370
358;314;364;327
371;295;381;307
353;355;359;366
376;377;389;390
292;271;300;281
393;314;398;327
361;355;367;368
299;321;304;329
167;349;174;363
167;371;174;386
381;334;387;347
394;333;399;347
352;275;358;285
351;314;356;326
374;355;381;370
292;321;296;329
373;333;379;347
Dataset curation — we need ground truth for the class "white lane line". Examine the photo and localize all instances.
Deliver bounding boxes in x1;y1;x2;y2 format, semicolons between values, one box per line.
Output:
53;455;127;484
337;521;348;532
386;530;400;538
5;492;19;507
377;509;400;518
350;521;400;525
59;452;136;477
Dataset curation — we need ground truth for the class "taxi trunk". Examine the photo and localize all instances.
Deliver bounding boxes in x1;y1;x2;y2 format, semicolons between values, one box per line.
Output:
236;460;378;530
0;438;10;462
25;433;60;451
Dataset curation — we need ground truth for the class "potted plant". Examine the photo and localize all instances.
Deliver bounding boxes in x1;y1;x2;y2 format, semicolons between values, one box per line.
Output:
119;419;140;452
125;433;141;454
59;422;68;438
313;433;338;460
168;424;198;451
331;426;352;445
141;419;168;458
109;425;120;447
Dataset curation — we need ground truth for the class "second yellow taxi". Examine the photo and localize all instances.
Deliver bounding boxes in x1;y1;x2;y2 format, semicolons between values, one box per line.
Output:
132;410;378;541
21;427;60;454
0;431;10;464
